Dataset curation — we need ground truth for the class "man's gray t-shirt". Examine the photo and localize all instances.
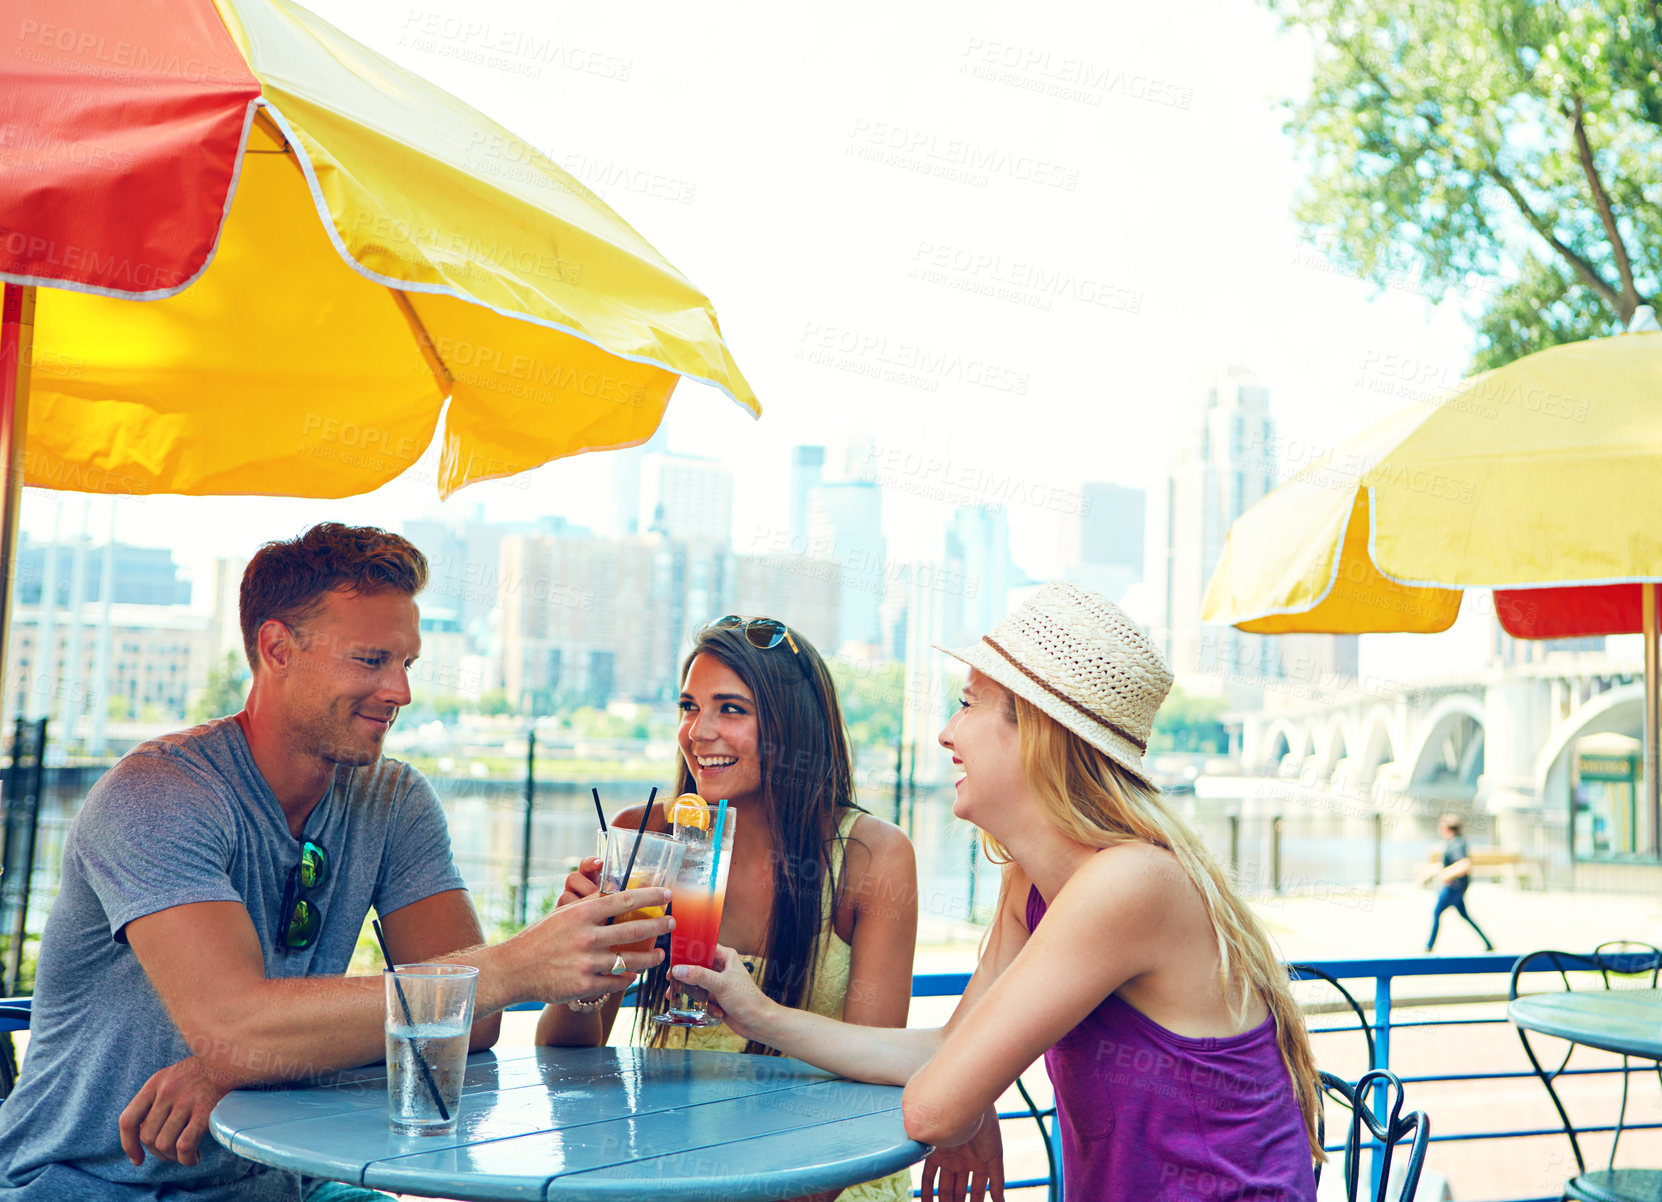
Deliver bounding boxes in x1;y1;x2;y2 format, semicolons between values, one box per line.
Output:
0;718;466;1200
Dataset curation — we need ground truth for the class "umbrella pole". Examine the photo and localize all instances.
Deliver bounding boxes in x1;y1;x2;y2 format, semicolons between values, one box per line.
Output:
1647;582;1661;860
0;285;34;719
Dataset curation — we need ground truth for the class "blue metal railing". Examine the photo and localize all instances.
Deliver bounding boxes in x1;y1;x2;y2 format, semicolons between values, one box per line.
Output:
1294;953;1662;1202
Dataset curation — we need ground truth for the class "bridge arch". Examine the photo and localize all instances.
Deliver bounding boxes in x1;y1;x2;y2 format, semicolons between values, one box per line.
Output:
1404;693;1486;789
1307;718;1352;783
1536;683;1644;807
1357;706;1399;772
1263;720;1312;777
1342;705;1400;791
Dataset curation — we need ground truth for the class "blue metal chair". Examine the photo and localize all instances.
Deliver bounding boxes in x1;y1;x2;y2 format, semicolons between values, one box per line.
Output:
1315;1069;1430;1202
0;995;32;1102
1510;943;1662;1202
1292;962;1376;1077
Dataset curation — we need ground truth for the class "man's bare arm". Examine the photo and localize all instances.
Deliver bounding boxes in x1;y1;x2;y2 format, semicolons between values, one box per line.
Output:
124;887;671;1088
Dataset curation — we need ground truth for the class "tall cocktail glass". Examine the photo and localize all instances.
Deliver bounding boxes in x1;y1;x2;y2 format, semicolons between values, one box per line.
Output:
595;828;685;953
655;809;736;1027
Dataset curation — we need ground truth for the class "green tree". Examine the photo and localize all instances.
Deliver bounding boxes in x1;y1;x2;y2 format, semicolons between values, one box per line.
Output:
1149;686;1229;754
191;650;249;723
829;662;906;750
1268;0;1662;367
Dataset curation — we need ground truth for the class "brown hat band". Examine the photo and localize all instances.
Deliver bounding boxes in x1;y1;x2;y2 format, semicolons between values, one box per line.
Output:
981;635;1149;755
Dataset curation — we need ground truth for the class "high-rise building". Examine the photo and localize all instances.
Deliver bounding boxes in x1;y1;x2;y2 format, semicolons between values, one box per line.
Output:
405;511;512;656
806;481;885;653
731;554;840;657
1153;366;1357;700
604;427;670;537
789;446;825;548
641;453;735;545
1060;482;1145;605
17;537;191;608
496;523;845;708
944;504;1012;647
497;532;670;709
5;603;216;732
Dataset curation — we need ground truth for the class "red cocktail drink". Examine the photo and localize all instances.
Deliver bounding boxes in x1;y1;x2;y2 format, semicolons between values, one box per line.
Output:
656;806;736;1027
668;887;724;970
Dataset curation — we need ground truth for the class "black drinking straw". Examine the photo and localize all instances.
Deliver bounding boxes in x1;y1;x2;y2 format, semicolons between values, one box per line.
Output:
371;918;450;1123
617;787;659;888
591;787;608;833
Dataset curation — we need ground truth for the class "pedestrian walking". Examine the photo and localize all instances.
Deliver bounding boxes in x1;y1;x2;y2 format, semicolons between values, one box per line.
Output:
1421;813;1495;953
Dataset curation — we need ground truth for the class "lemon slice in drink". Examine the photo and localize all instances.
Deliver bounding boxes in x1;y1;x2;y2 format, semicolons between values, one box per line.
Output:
622;875;668;920
669;792;710;831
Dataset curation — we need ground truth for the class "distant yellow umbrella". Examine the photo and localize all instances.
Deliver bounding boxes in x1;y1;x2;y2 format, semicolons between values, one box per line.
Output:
1203;324;1662;847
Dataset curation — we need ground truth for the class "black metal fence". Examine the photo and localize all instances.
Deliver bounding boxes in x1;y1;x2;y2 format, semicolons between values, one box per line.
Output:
0;761;1497;973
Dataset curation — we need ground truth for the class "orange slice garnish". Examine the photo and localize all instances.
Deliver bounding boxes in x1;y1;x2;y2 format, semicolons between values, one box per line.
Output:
669;792;710;831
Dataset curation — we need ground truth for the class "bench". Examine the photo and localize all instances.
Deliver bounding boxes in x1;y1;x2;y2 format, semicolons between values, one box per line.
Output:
1427;846;1534;888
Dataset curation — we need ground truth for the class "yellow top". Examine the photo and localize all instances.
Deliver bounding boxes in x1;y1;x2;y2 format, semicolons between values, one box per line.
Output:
652;809;909;1202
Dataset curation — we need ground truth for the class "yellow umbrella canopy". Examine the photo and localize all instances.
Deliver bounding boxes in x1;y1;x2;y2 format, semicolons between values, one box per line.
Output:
8;0;758;501
1203;328;1662;854
1203;330;1662;635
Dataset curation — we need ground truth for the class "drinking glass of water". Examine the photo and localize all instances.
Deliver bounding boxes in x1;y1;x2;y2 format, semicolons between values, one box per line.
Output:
384;963;477;1135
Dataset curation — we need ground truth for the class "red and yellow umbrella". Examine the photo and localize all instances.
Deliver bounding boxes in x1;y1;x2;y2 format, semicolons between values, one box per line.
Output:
1;0;757;503
1;0;761;686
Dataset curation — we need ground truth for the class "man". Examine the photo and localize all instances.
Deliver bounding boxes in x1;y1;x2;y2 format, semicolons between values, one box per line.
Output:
0;524;667;1200
1421;812;1495;953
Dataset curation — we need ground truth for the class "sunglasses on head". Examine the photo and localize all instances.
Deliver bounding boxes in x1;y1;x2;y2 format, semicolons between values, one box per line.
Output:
709;615;801;655
277;839;329;952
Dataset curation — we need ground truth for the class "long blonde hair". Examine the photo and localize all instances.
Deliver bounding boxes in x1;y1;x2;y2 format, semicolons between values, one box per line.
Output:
991;691;1324;1161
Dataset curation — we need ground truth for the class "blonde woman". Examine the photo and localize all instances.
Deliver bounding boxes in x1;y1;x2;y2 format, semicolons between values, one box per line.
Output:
676;583;1321;1201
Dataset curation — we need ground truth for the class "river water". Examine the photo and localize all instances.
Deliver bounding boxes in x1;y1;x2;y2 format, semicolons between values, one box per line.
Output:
10;770;1452;948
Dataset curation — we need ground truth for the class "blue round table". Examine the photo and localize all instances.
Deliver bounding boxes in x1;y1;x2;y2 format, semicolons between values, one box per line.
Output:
210;1045;929;1201
1508;989;1662;1059
1509;988;1662;1202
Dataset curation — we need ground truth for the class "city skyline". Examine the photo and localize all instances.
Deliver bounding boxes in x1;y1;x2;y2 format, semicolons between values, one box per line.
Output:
7;415;1567;722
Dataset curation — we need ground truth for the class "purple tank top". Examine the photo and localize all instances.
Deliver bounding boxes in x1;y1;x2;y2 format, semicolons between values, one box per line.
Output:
1026;887;1315;1201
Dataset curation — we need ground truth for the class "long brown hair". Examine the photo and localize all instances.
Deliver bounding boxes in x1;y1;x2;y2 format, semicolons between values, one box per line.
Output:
635;619;864;1054
999;690;1325;1161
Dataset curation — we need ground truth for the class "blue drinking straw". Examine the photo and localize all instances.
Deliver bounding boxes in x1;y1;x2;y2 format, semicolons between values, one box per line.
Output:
707;798;729;892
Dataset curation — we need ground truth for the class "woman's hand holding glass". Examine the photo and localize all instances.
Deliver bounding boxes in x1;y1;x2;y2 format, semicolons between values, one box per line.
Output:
558;857;602;908
669;943;772;1040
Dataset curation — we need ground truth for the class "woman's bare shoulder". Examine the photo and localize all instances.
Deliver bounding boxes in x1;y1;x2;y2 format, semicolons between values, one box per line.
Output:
845;812;916;864
1059;841;1193;917
609;802;666;832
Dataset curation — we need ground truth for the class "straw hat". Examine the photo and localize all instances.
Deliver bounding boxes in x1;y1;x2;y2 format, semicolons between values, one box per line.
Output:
936;581;1174;789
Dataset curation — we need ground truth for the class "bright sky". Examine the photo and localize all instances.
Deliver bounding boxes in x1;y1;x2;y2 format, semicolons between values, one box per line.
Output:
21;0;1488;667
